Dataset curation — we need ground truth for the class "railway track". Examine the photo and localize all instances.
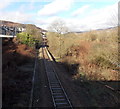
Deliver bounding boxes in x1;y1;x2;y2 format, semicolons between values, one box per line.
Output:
42;46;73;109
29;45;119;108
29;52;38;108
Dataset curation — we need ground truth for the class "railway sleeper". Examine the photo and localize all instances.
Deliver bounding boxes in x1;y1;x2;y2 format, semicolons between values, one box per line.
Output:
56;102;68;105
49;79;58;82
50;82;59;84
56;102;70;108
53;92;63;95
55;98;66;102
52;90;63;93
50;83;59;85
54;95;65;98
56;105;72;108
51;86;61;88
52;88;62;90
51;85;60;87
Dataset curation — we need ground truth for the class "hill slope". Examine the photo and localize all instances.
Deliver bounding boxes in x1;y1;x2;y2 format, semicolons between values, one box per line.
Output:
0;20;47;32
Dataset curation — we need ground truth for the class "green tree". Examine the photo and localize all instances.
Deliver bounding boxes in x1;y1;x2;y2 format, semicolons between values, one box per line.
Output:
17;24;43;47
25;24;42;42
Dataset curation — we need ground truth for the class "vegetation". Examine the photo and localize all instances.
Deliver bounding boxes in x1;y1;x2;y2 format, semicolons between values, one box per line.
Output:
47;19;72;58
47;27;119;81
17;24;42;47
48;19;69;34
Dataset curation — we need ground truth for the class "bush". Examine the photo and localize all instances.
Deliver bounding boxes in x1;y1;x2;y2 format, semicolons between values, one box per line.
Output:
47;32;80;58
47;27;119;80
88;41;118;69
17;32;38;47
17;24;43;48
90;34;97;41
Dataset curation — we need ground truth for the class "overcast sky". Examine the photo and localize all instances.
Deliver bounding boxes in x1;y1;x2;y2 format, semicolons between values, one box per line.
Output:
0;0;119;31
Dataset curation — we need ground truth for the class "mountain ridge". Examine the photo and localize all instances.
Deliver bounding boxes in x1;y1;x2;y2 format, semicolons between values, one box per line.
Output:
0;20;47;32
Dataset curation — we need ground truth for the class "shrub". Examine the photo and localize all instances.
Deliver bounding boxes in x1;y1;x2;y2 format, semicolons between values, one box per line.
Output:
17;24;43;48
47;27;119;80
17;32;39;47
90;33;97;41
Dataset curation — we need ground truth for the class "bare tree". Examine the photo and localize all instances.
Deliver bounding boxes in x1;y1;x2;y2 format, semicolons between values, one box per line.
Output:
48;18;69;34
48;19;69;58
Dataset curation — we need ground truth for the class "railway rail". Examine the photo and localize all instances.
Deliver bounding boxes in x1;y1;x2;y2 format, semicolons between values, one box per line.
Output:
29;54;37;108
42;46;73;109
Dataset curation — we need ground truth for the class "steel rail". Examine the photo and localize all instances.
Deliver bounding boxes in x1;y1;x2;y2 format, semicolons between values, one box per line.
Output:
42;46;73;109
29;50;38;108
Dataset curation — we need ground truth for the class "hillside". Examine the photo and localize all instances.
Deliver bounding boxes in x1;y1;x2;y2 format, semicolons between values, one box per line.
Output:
47;27;119;81
0;20;47;32
2;37;35;107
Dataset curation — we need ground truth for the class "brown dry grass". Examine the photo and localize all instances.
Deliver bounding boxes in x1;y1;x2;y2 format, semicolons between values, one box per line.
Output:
47;27;119;80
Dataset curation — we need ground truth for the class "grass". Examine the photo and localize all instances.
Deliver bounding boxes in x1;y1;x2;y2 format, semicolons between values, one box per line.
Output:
47;27;119;80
